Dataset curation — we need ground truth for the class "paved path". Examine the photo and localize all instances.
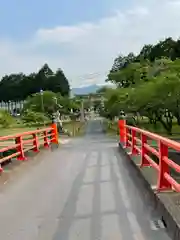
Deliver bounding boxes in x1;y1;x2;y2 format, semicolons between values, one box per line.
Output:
0;120;171;239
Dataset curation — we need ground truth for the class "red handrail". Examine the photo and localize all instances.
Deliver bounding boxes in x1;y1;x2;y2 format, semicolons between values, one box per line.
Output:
118;120;180;192
0;123;58;172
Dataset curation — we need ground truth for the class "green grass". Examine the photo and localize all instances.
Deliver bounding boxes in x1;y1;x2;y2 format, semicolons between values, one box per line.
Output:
105;121;119;136
62;121;86;137
137;121;180;137
106;118;180;139
0;121;86;138
0;126;45;137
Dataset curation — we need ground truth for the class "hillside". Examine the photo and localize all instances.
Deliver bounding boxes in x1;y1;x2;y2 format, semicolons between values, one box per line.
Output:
71;84;115;95
72;84;101;95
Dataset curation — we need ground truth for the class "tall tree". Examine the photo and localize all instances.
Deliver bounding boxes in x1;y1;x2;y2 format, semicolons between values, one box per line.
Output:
46;69;70;96
34;63;54;92
0;63;70;101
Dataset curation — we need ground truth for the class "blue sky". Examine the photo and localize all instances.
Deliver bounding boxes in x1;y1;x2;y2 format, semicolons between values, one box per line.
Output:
0;0;179;87
0;0;131;39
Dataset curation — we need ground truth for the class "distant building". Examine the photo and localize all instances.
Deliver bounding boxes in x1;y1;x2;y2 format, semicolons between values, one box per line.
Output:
0;101;25;113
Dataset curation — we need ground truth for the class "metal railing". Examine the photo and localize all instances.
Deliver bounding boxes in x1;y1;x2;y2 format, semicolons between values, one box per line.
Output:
0;123;58;171
118;120;180;192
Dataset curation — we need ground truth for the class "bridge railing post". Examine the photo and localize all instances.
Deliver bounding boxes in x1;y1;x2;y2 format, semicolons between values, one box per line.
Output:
131;128;137;155
121;124;180;192
124;127;128;148
157;140;171;191
51;123;59;144
43;130;49;148
16;136;26;160
118;119;126;144
33;133;39;152
125;127;131;148
140;133;150;167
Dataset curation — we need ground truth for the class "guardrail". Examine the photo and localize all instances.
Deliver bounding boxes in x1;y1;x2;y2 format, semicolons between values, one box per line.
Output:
118;120;180;192
0;123;58;172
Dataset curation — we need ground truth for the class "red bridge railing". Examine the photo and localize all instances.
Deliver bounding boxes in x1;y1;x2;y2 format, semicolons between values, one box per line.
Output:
118;120;180;192
0;123;58;171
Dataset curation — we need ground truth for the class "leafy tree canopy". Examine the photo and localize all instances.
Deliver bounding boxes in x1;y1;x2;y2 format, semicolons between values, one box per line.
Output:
0;64;70;101
103;37;180;134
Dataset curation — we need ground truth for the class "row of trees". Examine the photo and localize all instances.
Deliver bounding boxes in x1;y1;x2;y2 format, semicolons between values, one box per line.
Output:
0;90;82;128
24;91;81;118
110;37;180;75
0;64;70;101
101;37;180;135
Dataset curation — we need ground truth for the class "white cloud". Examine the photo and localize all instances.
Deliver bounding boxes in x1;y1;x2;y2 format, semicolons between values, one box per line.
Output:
0;0;180;87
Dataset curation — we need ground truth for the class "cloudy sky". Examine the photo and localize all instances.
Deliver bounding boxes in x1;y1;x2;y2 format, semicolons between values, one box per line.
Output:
0;0;180;87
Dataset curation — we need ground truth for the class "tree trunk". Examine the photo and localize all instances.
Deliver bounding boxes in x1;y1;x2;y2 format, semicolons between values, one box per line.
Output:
159;117;172;135
174;112;180;125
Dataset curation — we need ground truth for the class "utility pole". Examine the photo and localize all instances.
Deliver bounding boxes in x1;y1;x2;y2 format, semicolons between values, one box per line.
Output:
40;90;44;112
40;89;45;126
80;99;85;122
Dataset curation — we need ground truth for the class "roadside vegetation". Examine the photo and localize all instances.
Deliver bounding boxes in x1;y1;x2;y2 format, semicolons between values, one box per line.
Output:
99;37;180;139
0;64;86;137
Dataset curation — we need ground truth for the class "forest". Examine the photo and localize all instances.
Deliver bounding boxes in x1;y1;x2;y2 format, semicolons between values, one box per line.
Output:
102;37;180;135
0;63;70;101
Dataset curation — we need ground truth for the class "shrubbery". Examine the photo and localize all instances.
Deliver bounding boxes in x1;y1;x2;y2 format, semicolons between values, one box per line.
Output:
0;109;14;127
22;110;50;125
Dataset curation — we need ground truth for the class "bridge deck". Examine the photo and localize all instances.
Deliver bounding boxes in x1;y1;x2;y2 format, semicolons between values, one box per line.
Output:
0;121;170;239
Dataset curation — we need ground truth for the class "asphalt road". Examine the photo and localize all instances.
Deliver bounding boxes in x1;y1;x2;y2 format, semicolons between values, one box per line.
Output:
0;120;171;240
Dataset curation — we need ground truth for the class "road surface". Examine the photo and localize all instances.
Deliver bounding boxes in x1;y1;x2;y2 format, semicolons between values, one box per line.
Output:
0;120;171;239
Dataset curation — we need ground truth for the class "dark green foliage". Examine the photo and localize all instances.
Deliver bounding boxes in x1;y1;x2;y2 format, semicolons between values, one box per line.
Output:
0;109;14;127
22;110;49;124
0;64;70;101
104;37;180;135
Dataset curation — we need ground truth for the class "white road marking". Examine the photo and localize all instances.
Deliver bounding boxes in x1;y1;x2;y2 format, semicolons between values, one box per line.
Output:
149;219;165;230
158;219;165;229
59;139;71;144
149;220;158;230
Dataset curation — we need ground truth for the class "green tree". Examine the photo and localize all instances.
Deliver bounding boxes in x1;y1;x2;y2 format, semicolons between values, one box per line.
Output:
23;91;60;117
110;53;136;73
0;73;27;101
46;69;70;96
0;64;70;101
22;110;49;124
104;37;180;135
0;109;14;127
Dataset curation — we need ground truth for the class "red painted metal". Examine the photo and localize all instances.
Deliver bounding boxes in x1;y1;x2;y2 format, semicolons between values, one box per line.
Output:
118;121;180;192
32;133;39;152
118;120;126;143
16;136;26;161
130;129;137;155
140;134;150;167
157;141;171;190
0;124;58;172
43;130;49;148
125;128;130;148
51;123;58;144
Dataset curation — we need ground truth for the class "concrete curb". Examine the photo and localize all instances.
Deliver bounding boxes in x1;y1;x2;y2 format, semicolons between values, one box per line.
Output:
118;142;180;240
